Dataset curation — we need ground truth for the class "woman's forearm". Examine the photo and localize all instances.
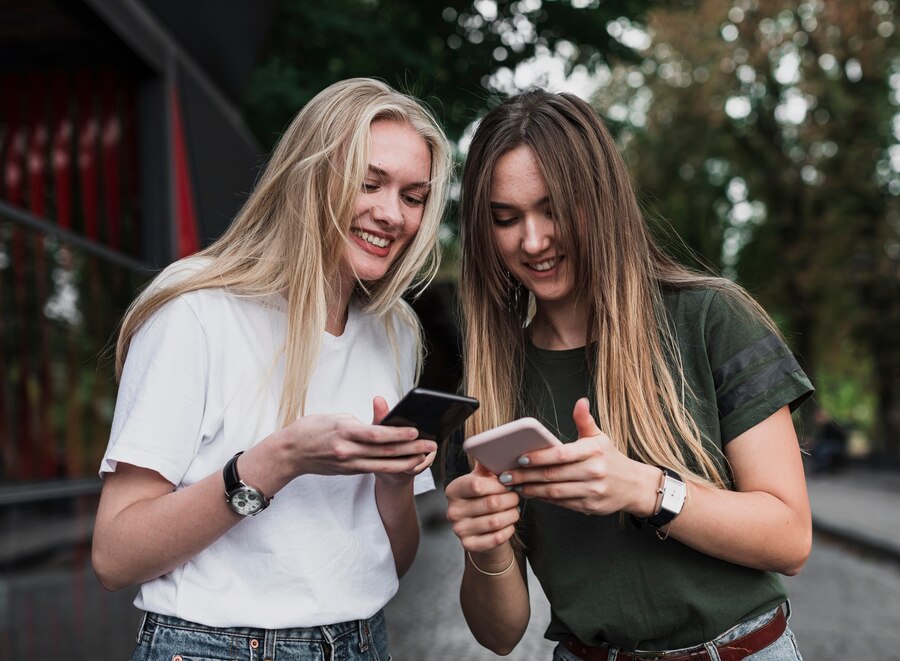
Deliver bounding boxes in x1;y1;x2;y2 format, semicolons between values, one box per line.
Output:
665;407;812;575
374;478;420;577
664;483;811;575
93;436;295;591
92;466;245;591
459;545;531;655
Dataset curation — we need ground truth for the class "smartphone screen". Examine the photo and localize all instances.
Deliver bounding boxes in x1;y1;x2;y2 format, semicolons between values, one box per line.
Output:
380;387;479;442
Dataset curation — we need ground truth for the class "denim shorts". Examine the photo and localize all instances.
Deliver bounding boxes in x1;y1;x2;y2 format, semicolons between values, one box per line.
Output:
131;610;391;661
552;603;803;661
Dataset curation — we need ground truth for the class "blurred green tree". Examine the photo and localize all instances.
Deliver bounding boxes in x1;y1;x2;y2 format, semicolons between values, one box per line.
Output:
243;0;660;275
243;0;655;147
607;0;899;457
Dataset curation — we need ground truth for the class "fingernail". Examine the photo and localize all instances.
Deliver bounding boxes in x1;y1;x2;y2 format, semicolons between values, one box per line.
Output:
499;473;512;484
517;456;530;466
512;485;523;493
505;486;513;492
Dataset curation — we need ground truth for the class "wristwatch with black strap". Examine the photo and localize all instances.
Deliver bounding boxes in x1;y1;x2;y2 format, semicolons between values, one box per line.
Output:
223;451;271;516
645;467;687;529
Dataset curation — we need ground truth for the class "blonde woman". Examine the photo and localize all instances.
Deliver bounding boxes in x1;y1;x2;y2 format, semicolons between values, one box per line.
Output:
444;89;813;660
92;78;452;661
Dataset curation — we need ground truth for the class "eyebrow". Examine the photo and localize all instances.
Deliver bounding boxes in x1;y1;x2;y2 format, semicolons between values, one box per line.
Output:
490;196;550;209
366;165;431;190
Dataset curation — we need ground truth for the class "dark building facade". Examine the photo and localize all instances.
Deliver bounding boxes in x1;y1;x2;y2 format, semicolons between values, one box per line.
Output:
0;2;276;656
0;0;276;488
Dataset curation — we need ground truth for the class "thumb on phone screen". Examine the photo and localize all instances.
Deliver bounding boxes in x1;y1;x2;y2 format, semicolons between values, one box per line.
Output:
573;397;601;439
371;396;390;425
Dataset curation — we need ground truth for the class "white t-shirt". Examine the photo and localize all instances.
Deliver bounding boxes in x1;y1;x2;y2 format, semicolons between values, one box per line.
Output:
100;270;434;628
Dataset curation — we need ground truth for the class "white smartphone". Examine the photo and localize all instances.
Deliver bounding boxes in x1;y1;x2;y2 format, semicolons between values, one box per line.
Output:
462;417;561;475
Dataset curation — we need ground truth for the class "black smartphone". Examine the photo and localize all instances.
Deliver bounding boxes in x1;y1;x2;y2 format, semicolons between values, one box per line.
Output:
380;387;479;442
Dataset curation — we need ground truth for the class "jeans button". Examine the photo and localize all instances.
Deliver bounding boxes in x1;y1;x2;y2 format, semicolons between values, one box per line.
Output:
250;638;260;649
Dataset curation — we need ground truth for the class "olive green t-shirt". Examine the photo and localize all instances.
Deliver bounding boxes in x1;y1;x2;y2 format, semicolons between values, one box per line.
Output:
445;287;813;650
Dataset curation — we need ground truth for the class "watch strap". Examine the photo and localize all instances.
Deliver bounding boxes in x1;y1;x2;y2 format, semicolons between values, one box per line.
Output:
645;468;686;529
223;451;271;514
223;451;244;493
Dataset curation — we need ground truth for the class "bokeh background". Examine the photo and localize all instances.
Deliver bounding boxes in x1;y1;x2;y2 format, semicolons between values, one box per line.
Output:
1;1;898;659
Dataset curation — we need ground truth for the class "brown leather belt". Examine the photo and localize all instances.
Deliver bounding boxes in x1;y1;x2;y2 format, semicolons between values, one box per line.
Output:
563;607;787;661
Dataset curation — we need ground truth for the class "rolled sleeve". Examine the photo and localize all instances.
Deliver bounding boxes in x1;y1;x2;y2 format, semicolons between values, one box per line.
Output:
704;292;814;444
101;297;210;485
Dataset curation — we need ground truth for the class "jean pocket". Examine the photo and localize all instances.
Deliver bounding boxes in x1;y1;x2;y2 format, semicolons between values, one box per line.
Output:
140;623;243;661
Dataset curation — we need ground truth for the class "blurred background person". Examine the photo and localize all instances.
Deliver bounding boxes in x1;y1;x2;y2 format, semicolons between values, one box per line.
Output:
809;408;849;474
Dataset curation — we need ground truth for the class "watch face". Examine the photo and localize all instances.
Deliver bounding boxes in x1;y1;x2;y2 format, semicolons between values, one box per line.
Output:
229;487;265;515
660;475;687;514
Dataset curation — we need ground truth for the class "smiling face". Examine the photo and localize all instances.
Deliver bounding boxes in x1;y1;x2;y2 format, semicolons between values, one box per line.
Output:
344;119;432;283
490;145;575;309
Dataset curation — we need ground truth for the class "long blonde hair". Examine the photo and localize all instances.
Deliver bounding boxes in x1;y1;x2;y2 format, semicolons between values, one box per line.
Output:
460;89;777;487
116;78;453;425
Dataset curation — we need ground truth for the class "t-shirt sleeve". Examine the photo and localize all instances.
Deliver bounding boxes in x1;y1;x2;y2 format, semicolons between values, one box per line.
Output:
100;296;210;486
413;468;435;495
703;290;814;443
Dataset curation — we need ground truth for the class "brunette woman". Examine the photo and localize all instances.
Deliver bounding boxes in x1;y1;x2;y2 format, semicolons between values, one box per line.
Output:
445;89;812;661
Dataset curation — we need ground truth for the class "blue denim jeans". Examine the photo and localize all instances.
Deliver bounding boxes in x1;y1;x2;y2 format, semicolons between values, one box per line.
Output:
552;603;803;661
131;610;391;661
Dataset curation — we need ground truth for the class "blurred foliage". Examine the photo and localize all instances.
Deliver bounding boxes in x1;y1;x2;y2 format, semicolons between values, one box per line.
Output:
243;0;665;272
603;0;899;454
243;0;660;147
0;222;148;482
814;359;877;433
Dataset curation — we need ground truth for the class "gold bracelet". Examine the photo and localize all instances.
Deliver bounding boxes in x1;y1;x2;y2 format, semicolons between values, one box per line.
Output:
467;551;516;576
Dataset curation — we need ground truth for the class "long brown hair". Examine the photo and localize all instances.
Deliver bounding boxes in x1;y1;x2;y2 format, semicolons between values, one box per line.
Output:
116;78;453;426
460;89;776;486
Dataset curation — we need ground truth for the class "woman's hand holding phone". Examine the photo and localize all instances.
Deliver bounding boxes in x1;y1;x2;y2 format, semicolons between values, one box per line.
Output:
463;417;562;475
371;395;436;487
445;461;521;558
488;398;662;518
259;401;437;488
252;387;478;491
375;387;479;485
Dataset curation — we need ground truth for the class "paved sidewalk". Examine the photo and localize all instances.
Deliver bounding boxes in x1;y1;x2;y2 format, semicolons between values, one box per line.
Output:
805;465;900;561
386;489;556;659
